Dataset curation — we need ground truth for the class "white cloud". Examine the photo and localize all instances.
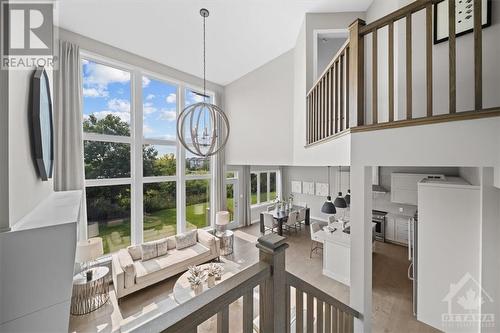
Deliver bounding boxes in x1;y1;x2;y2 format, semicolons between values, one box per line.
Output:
150;134;176;141
83;87;108;98
90;111;131;124
159;109;177;122
146;94;155;100
166;93;176;104
107;98;130;113
143;102;157;114
142;76;151;88
83;62;130;88
143;124;154;134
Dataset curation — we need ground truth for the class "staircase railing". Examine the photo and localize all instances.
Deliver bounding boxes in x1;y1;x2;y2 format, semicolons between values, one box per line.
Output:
130;234;360;333
307;0;500;142
306;40;350;146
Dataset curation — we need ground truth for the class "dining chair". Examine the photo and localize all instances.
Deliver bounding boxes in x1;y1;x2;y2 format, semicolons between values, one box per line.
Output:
297;208;307;229
262;212;277;234
310;221;327;258
284;211;298;234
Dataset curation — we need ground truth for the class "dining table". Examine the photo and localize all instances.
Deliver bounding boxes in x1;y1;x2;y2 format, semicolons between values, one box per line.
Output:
259;206;310;236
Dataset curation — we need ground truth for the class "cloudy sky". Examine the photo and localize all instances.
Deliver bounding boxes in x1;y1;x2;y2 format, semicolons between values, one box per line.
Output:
82;59;209;157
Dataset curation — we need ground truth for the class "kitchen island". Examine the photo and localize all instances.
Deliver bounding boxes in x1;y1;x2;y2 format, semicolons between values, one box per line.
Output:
318;223;376;286
317;226;351;286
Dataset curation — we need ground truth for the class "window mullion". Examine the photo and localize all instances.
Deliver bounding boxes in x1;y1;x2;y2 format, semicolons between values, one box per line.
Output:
131;69;144;245
177;84;186;234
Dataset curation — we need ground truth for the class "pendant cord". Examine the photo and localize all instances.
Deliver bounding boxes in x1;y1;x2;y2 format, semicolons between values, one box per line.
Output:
203;14;206;100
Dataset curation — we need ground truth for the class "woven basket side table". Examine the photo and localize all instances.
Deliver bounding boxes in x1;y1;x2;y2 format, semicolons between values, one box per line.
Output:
71;266;110;315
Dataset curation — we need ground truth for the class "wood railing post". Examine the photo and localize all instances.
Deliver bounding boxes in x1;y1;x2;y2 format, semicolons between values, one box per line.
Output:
257;234;289;333
348;19;366;127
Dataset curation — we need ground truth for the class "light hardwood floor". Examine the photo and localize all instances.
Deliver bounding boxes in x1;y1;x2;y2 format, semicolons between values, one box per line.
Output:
69;222;439;333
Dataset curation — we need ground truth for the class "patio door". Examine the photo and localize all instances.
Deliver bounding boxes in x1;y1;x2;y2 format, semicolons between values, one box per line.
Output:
226;178;239;225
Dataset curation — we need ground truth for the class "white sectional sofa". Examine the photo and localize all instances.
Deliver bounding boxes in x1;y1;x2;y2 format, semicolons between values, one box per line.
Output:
112;229;220;300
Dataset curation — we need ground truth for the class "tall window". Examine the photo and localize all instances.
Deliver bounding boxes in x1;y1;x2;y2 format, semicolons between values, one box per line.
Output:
82;59;132;254
185;89;212;230
142;76;178;242
250;170;280;206
82;56;215;254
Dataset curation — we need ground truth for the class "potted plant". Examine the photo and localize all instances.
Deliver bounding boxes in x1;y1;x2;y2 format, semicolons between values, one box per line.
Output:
206;263;223;287
188;265;205;294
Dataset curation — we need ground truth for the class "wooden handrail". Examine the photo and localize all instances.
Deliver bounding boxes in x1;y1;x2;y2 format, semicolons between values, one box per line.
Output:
286;272;361;319
308;39;350;97
358;0;441;36
129;262;271;333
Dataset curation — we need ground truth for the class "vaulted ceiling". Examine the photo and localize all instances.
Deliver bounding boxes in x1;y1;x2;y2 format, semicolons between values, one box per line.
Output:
58;0;373;85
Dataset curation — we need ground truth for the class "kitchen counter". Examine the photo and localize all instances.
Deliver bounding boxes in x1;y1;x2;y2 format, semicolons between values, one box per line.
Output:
321;223;376;286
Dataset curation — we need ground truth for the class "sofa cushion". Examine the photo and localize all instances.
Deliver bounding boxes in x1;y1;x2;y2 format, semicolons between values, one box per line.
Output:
155;238;169;257
134;243;210;285
141;242;158;261
197;229;216;249
127;245;142;261
175;230;197;250
117;249;136;288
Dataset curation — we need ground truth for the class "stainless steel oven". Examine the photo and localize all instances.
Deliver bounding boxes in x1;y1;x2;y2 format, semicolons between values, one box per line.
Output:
372;210;387;242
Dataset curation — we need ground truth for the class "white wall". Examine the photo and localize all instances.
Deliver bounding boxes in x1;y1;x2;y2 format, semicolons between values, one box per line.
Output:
224;49;294;166
317;37;347;79
8;69;54;226
459;167;481;186
0;58;8;232
480;168;500;333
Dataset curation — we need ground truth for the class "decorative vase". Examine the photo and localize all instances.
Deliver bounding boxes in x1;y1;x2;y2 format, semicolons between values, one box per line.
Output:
193;284;203;295
207;275;216;288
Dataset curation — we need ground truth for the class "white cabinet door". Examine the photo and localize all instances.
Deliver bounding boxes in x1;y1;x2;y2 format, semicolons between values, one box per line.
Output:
385;216;396;242
395;217;409;245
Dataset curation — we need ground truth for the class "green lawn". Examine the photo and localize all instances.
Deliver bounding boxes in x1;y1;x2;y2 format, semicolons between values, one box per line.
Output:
93;191;277;254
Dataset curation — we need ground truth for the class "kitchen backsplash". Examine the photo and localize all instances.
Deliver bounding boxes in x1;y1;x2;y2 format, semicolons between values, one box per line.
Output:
373;192;417;217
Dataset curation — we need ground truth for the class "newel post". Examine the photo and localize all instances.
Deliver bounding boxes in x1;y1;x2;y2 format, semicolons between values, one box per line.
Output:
256;234;289;333
348;18;366;127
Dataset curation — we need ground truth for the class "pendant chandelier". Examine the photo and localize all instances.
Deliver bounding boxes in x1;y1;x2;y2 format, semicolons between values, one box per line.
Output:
177;8;230;157
321;166;337;215
334;166;348;208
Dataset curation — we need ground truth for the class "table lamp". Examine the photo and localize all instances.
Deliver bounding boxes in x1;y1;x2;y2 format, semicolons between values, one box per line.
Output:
215;211;230;233
75;237;103;281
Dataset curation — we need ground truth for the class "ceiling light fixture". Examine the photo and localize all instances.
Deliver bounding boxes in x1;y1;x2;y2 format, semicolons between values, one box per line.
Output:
334;166;348;208
177;8;230;157
321;166;337;215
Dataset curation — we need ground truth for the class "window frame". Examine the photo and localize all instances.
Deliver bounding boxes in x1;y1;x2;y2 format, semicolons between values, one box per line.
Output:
250;170;281;207
80;50;217;253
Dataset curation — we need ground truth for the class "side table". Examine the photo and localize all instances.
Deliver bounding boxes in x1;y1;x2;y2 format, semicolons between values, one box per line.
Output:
216;230;234;256
71;266;110;315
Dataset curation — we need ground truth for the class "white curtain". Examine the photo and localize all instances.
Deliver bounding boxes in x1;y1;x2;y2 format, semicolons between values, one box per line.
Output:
240;166;252;226
54;40;85;238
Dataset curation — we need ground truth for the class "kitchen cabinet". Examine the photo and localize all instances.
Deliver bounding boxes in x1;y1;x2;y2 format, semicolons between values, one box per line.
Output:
385;216;396;242
391;173;444;205
385;214;409;245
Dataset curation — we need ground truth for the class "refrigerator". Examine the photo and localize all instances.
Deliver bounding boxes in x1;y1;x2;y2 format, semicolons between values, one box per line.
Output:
416;177;480;332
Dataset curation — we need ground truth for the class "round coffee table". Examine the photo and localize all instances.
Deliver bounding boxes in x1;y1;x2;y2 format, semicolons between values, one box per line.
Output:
173;261;240;304
70;266;110;315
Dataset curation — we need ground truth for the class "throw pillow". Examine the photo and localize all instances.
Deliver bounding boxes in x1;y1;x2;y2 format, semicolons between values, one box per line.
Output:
175;230;198;250
155;238;169;257
127;245;142;261
141;242;158;261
